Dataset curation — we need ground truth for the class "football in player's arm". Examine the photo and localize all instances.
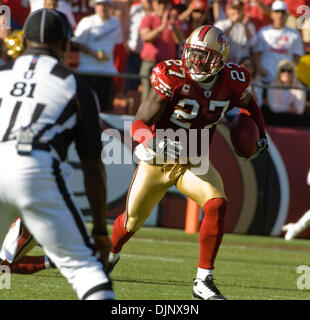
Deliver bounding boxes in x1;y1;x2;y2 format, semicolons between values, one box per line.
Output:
107;25;268;300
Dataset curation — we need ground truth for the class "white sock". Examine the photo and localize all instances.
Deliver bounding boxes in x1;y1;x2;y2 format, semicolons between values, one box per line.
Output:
196;268;213;280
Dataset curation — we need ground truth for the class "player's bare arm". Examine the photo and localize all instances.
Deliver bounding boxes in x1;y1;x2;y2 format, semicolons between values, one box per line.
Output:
133;88;183;159
135;87;167;126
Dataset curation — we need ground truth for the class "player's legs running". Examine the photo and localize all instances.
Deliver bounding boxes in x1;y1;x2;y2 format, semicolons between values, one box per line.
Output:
108;161;184;272
0;218;55;274
176;162;227;300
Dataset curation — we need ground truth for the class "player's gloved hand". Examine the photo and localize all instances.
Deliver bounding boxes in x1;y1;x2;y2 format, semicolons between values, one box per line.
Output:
248;136;269;160
147;137;183;160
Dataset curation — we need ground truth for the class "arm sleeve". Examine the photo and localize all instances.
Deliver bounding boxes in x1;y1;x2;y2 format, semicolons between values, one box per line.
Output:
74;76;103;159
150;61;173;100
130;120;155;147
73;18;89;44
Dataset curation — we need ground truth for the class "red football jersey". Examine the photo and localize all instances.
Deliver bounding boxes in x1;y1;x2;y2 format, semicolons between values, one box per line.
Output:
150;59;251;151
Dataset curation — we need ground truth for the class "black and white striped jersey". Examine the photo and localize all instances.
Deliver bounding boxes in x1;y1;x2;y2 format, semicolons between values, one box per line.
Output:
0;48;103;161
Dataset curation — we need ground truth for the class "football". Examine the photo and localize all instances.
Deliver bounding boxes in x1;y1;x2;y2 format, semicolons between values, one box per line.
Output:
230;113;259;159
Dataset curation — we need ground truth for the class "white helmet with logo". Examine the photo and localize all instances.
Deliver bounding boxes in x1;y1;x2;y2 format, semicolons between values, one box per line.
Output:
182;25;230;82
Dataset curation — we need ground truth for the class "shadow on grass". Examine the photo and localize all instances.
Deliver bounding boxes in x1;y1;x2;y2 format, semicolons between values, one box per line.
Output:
112;277;192;287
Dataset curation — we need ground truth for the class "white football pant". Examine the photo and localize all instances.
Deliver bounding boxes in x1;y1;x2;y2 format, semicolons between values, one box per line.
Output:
0;141;113;300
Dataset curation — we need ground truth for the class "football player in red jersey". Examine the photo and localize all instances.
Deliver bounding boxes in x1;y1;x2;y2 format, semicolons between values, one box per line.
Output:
0;218;56;274
107;25;268;300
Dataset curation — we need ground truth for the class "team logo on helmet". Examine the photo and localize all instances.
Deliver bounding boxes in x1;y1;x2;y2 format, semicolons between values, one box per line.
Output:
218;33;227;46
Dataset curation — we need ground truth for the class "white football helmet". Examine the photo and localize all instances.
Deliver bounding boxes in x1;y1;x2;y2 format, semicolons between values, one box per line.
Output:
182;25;230;82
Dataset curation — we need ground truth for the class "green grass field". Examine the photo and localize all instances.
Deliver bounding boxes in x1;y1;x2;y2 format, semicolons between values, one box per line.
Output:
1;224;310;300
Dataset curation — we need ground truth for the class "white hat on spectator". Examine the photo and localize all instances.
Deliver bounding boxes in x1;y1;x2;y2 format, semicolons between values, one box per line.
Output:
271;1;288;12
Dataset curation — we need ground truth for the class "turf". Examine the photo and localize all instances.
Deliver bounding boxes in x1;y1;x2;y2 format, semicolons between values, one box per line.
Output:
1;224;310;300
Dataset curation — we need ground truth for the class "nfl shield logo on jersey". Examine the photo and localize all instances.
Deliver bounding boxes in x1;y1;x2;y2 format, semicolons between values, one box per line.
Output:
204;89;212;98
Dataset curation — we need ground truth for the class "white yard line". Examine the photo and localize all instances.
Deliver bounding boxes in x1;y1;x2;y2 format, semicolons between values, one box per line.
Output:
131;237;310;254
122;253;183;263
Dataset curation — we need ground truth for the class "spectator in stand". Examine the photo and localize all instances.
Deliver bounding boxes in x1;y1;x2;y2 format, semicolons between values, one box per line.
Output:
214;0;257;63
139;0;184;100
44;0;58;8
267;60;306;116
213;0;228;22
29;0;44;11
124;0;152;92
30;0;77;28
110;0;134;94
240;56;263;107
253;1;304;86
241;0;273;32
57;1;77;28
70;0;93;25
185;0;210;34
73;0;123;111
176;0;210;57
177;0;209;25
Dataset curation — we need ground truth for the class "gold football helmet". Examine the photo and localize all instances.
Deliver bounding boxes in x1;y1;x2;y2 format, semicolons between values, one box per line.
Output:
182;25;230;82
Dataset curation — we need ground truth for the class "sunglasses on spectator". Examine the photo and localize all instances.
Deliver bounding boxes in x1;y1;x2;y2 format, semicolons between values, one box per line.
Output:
280;68;293;73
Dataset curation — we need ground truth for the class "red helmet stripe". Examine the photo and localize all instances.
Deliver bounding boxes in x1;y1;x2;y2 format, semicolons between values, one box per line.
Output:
198;25;213;42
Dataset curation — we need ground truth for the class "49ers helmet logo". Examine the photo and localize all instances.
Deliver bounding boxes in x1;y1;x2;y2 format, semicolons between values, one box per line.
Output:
218;33;227;46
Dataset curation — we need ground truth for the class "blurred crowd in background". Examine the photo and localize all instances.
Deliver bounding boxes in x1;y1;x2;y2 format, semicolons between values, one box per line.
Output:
0;0;310;127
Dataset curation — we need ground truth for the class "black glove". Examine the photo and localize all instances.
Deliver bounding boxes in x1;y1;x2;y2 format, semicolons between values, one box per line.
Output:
248;136;269;160
147;137;183;160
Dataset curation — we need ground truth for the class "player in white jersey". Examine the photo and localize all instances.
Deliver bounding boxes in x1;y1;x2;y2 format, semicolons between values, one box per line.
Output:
282;169;310;241
0;9;114;300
